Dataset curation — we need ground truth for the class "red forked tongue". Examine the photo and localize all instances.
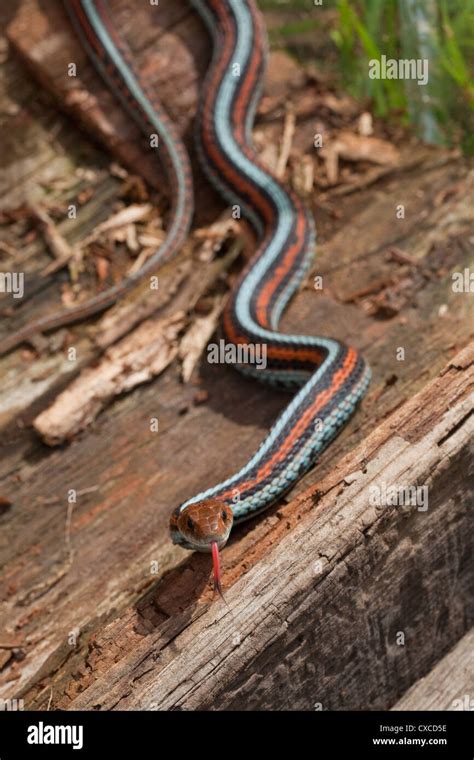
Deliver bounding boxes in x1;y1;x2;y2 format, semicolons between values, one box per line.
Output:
211;541;225;601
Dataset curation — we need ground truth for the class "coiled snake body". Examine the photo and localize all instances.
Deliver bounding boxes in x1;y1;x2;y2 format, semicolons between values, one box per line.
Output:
2;0;370;595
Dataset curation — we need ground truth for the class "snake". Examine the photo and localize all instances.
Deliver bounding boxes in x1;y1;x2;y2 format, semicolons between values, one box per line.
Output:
2;0;370;596
0;0;194;356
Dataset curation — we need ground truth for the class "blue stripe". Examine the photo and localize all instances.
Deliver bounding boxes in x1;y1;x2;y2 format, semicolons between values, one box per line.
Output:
81;0;188;239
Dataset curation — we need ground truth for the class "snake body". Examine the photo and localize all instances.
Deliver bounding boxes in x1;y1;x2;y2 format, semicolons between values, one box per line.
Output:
170;0;370;562
0;0;193;356
3;1;370;588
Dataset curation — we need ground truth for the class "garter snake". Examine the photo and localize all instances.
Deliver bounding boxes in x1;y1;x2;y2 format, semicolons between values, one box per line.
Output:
1;0;370;596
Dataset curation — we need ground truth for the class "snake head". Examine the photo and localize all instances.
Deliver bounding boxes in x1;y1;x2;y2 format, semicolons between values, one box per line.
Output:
176;500;233;552
175;500;233;599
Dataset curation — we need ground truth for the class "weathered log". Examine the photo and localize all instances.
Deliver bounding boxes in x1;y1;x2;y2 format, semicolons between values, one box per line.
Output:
393;629;474;711
12;344;474;710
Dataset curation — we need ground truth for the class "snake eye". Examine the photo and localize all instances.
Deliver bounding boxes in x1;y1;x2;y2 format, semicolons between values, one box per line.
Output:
187;516;195;531
221;510;228;522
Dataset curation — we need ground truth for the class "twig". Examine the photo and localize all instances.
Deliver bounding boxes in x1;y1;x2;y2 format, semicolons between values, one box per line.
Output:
29;204;79;279
276;106;295;179
65;499;75;565
82;203;152;247
0;642;25;649
179;296;226;382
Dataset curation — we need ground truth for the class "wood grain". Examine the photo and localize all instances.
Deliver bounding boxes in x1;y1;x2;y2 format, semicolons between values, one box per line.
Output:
34;345;473;710
393;629;474;711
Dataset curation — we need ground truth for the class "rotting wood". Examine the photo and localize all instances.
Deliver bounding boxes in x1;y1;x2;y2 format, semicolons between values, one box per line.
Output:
68;347;473;710
30;230;244;444
10;344;473;710
393;628;474;711
33;312;186;446
1;143;472;706
93;260;192;349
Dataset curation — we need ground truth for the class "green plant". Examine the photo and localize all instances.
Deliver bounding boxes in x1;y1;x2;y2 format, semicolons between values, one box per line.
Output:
331;0;473;151
331;0;405;115
258;0;473;152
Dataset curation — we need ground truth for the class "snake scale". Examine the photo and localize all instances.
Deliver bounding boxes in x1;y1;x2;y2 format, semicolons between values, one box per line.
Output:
1;0;370;595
